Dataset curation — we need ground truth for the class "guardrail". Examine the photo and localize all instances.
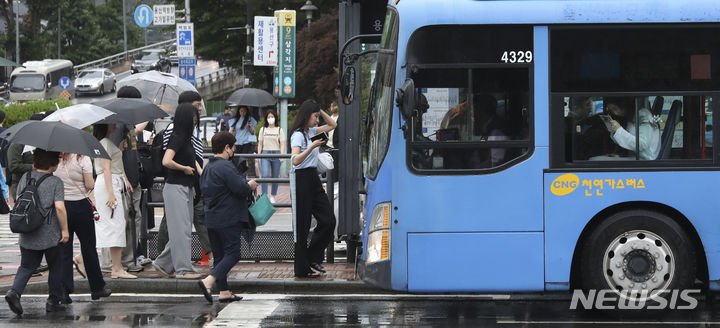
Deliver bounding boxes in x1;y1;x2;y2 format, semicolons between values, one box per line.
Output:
140;152;337;262
73;39;176;76
196;67;238;88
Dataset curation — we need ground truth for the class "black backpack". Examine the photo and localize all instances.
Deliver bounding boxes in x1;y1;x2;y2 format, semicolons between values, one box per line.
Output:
9;173;52;234
150;129;168;178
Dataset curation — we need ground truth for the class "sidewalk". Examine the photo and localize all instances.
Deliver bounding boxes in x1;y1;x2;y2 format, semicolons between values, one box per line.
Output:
0;260;375;295
0;179;368;295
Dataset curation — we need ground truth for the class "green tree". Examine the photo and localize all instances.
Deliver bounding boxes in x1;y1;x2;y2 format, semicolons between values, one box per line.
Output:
169;0;339;95
295;8;337;106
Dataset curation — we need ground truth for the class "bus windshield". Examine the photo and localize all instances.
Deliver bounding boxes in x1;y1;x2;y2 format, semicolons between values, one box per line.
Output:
11;74;45;92
361;8;398;180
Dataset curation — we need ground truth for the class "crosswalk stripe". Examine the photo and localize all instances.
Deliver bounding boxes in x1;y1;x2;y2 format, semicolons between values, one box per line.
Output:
207;294;285;328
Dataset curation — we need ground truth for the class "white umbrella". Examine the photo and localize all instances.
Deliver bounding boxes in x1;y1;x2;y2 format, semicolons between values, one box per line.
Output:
43;103;116;129
117;71;205;115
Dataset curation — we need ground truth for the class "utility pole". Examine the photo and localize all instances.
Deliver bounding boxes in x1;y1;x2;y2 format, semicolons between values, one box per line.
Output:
185;0;190;22
15;0;19;64
57;7;61;59
123;0;128;61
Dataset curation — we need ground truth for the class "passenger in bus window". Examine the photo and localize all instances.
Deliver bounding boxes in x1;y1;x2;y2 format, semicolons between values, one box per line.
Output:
565;97;609;161
602;96;661;160
468;94;511;167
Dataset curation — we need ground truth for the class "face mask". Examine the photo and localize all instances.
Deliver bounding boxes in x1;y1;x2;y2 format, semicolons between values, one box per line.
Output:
267;117;276;125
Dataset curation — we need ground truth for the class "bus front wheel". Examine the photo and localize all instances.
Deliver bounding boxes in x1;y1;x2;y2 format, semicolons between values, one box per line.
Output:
579;209;695;301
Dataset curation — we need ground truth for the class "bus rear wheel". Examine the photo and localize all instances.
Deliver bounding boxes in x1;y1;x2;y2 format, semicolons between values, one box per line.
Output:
579;209;695;302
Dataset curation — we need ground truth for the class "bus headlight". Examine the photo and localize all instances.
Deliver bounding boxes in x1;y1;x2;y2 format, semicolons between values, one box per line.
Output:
366;202;390;263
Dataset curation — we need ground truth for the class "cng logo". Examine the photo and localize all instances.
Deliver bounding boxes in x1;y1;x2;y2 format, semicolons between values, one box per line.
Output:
551;173;580;196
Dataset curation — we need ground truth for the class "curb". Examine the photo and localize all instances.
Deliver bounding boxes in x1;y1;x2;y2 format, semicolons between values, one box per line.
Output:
0;278;386;295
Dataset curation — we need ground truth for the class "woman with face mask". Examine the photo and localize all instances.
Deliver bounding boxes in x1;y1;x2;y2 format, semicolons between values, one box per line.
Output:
198;131;257;303
257;110;285;203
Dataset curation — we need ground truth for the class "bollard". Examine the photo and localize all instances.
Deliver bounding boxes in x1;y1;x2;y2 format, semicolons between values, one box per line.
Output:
326;168;335;264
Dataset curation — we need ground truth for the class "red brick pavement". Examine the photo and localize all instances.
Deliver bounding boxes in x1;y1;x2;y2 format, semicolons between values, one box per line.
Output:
0;261;357;286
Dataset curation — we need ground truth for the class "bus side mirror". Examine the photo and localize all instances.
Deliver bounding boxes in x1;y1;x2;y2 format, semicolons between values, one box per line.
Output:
397;79;416;119
340;67;355;105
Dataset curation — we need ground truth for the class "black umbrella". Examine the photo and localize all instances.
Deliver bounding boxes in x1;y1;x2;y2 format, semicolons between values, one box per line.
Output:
94;98;168;125
0;121;110;159
226;88;277;107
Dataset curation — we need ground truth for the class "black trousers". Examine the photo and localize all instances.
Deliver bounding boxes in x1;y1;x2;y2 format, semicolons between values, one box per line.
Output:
12;246;63;301
293;168;336;276
234;143;256;177
208;223;243;291
61;200;106;294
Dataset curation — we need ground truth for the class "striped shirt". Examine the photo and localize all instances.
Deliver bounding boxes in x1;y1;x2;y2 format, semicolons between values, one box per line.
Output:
162;123;203;161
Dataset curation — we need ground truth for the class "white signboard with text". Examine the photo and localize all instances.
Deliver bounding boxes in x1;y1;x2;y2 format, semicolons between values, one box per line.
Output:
176;23;194;58
153;5;175;25
254;16;278;66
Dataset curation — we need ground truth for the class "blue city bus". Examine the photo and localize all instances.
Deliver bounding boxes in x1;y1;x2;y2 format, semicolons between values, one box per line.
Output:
352;0;720;298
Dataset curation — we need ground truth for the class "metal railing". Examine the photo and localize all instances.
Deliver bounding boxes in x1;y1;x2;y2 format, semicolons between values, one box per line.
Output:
140;152;336;263
73;39;176;76
196;67;238;88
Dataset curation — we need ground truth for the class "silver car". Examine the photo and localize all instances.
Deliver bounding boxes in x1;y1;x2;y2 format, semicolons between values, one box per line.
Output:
75;68;116;97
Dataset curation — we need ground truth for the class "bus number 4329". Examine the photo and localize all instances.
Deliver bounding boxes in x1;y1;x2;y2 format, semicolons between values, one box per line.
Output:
501;50;533;63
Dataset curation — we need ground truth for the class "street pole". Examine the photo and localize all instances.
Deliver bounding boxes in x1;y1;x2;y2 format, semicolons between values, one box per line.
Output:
185;0;190;22
57;7;61;59
15;0;19;64
122;0;128;61
280;98;288;159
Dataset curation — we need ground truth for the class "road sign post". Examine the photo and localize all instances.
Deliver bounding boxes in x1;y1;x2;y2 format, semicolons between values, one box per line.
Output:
59;76;71;90
178;58;196;87
274;10;296;99
176;23;194;58
153;5;175;25
134;5;153;28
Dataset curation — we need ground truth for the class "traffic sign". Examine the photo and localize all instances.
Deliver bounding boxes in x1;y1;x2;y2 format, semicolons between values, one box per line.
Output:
274;10;296;98
59;76;71;90
60;90;71;100
176;23;194;58
134;5;152;28
153;5;175;25
178;57;196;87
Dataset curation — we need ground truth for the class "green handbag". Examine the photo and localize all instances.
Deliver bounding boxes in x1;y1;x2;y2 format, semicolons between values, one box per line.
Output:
249;194;276;226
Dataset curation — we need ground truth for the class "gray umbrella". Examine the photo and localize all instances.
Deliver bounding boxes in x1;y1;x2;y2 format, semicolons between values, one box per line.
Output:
0;121;110;159
226;88;277;107
94;98;168;125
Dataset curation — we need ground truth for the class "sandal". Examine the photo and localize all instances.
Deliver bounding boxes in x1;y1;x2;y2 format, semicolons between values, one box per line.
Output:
198;280;213;303
218;295;243;303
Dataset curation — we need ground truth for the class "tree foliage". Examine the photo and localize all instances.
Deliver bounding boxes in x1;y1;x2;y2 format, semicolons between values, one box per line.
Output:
0;0;143;65
295;8;338;106
170;0;339;103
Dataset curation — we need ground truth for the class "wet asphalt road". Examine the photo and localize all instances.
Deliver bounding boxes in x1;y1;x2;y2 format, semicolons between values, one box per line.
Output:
5;294;720;327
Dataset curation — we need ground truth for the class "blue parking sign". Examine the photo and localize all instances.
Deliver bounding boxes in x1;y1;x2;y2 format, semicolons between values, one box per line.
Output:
179;31;192;46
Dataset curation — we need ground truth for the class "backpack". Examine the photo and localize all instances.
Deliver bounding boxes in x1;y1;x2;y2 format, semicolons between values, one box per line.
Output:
150;129;168;178
9;173;52;234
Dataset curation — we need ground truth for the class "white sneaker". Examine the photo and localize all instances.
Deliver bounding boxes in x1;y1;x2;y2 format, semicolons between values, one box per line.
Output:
269;195;276;203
